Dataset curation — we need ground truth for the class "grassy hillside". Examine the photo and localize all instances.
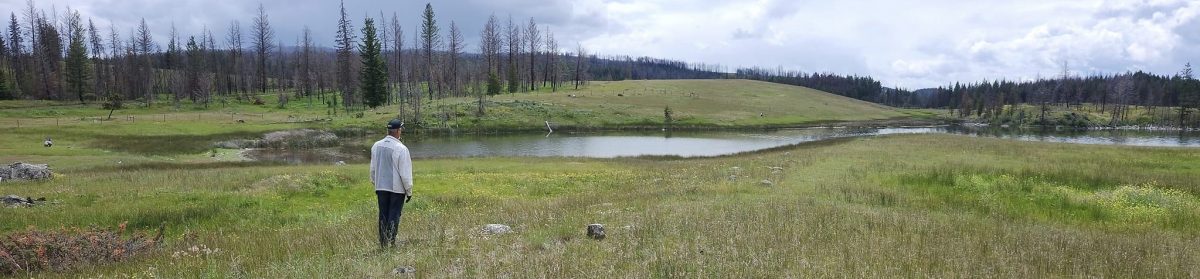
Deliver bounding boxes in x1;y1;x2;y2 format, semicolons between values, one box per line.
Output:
1;134;1197;277
0;79;935;132
460;79;920;129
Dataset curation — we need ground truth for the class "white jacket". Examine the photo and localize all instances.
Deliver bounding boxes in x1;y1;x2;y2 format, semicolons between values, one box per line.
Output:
369;135;413;194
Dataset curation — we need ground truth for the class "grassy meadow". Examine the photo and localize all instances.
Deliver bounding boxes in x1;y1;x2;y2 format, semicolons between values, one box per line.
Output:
2;79;1198;277
1;134;1198;277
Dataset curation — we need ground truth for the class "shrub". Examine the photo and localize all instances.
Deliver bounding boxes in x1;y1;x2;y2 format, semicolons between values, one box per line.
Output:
0;223;162;275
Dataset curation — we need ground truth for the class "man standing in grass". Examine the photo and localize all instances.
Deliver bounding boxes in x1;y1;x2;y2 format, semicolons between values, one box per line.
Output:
370;119;413;249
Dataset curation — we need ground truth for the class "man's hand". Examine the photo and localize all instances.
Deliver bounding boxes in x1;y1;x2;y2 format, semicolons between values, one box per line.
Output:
405;194;412;203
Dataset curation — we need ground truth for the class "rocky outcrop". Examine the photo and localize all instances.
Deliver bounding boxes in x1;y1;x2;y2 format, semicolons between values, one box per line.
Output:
0;162;53;182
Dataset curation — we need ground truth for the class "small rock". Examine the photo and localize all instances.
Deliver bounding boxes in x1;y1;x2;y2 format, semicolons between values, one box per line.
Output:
482;224;512;235
728;174;738;181
391;266;416;275
767;166;784;174
334;161;347;166
760;179;774;186
586;224;606;240
2;195;22;203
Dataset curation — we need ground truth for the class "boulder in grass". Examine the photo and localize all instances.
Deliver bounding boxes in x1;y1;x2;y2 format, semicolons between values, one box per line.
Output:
0;162;53;182
586;224;606;240
391;266;416;275
2;195;48;208
482;224;512;235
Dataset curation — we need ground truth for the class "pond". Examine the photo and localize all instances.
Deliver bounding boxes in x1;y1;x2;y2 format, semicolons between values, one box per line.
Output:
242;126;1200;164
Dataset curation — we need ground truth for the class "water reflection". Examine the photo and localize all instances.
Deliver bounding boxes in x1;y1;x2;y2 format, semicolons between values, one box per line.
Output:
243;126;1200;164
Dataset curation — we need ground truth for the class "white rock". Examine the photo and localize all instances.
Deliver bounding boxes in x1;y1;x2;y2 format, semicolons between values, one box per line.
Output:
482;224;512;235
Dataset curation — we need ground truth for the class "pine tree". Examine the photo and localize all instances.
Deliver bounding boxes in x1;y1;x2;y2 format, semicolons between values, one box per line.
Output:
420;3;440;100
7;13;21;98
5;13;16;58
64;10;90;104
0;18;6;100
35;16;63;100
359;17;387;109
0;27;6;60
487;72;501;96
185;36;203;105
0;67;10;100
334;0;356;109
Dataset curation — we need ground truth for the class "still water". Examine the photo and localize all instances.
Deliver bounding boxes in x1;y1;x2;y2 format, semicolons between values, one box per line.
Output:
243;126;1200;163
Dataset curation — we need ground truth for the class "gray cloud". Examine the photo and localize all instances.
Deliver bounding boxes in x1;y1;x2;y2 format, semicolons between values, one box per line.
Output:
2;0;1198;89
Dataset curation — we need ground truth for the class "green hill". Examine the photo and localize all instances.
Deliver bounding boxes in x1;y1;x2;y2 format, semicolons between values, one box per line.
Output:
418;79;923;130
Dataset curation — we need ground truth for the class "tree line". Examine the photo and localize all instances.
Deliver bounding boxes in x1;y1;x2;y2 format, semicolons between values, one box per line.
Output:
734;67;886;103
909;64;1200;127
0;1;597;125
734;64;1200;127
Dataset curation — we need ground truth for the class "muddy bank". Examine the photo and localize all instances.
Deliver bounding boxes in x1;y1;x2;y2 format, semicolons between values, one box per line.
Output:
214;129;341;149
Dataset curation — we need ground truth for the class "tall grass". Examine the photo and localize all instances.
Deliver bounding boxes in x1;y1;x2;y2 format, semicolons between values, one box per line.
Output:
2;134;1198;277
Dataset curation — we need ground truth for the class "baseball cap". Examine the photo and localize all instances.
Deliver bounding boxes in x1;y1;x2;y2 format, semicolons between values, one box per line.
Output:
387;119;405;129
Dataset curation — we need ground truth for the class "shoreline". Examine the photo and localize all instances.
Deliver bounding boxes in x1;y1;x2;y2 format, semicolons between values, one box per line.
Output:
398;117;955;135
961;122;1200;132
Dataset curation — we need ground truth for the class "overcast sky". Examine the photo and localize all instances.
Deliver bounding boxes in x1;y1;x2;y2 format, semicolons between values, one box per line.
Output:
4;0;1199;89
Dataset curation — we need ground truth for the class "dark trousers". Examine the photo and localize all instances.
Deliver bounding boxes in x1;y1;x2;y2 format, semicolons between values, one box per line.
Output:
376;190;407;248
